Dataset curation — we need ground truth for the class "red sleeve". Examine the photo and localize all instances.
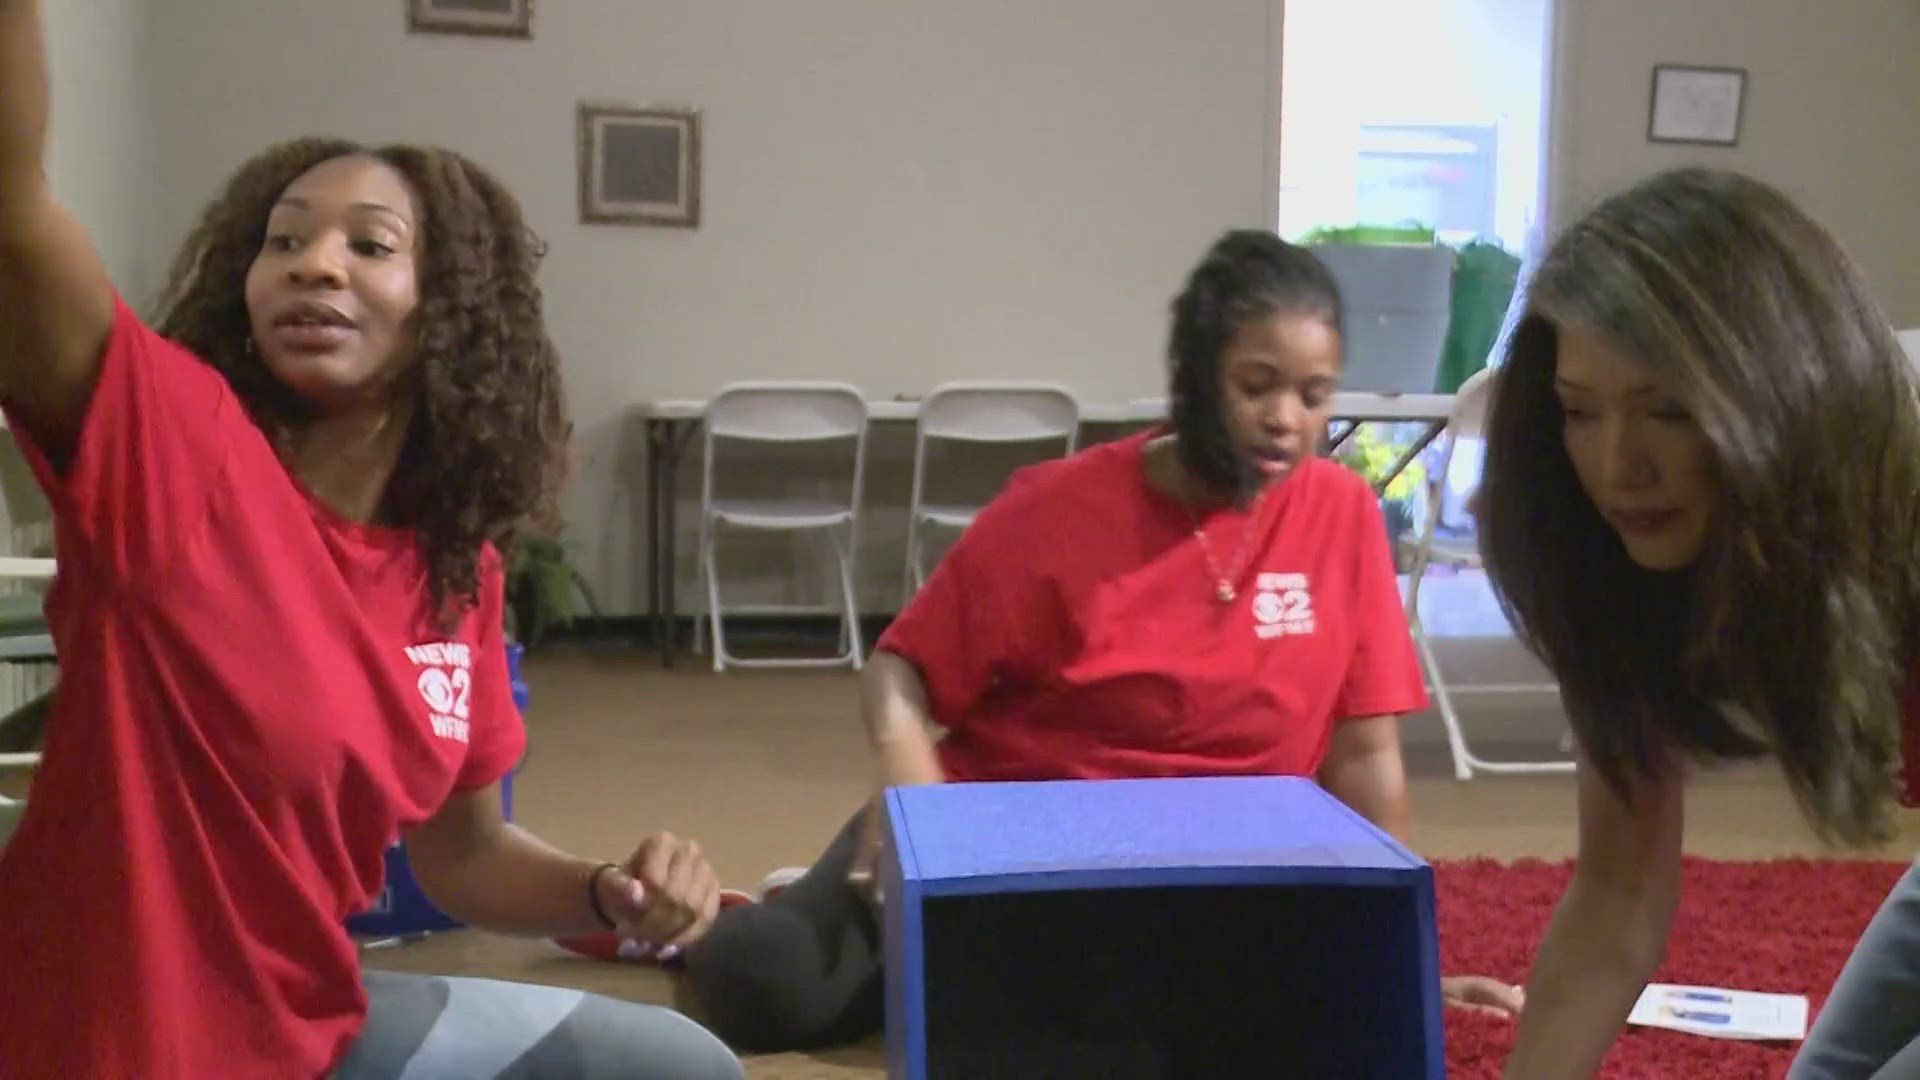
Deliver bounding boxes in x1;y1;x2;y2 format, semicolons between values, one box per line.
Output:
1;294;236;580
876;477;1039;730
1332;491;1429;719
454;556;528;791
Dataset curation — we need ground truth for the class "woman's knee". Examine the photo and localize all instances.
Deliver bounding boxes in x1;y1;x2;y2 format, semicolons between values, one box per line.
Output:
568;996;744;1080
681;911;877;1051
346;973;742;1080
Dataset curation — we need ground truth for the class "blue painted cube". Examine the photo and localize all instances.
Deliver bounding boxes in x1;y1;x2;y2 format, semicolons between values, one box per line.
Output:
346;641;529;936
881;775;1444;1079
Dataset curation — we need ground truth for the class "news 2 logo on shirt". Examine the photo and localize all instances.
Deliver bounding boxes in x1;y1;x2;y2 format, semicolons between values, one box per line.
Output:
1251;572;1315;639
406;642;474;744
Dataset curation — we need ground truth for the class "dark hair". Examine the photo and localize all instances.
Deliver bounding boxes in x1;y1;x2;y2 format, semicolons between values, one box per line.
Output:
1477;167;1920;845
1166;229;1343;497
150;137;569;628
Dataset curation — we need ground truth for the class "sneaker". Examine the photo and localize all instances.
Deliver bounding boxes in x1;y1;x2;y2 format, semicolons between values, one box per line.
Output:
756;867;807;901
549;888;755;968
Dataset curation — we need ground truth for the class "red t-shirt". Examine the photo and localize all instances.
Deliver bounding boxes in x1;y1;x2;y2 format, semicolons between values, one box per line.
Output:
0;297;525;1078
880;430;1428;783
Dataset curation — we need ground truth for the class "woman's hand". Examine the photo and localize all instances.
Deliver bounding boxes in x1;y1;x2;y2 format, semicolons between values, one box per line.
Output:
1444;975;1526;1017
597;831;722;959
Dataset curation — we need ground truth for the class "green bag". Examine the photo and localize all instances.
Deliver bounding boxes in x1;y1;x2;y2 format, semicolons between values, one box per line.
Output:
1437;240;1521;393
1298;223;1437;247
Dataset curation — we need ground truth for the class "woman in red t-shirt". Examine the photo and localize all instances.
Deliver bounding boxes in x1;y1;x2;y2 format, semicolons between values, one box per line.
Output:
0;6;738;1077
1473;167;1920;1079
660;230;1522;1050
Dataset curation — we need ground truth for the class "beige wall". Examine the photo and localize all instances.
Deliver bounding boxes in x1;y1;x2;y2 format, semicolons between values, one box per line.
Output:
42;0;149;294
1549;0;1920;325
134;0;1276;615
39;0;1920;618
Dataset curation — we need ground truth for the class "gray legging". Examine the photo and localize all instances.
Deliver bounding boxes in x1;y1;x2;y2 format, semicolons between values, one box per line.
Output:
681;809;881;1051
336;969;743;1079
1789;858;1920;1079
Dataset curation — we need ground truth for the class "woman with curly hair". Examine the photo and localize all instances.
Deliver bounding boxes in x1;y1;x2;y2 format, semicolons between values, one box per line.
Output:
0;4;741;1078
1475;167;1920;1079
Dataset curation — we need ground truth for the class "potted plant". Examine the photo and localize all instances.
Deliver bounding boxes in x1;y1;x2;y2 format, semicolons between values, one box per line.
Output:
504;532;597;650
1330;425;1428;564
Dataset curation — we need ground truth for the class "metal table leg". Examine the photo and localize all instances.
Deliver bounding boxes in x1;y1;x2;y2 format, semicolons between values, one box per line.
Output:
1370;420;1447;495
645;420;697;666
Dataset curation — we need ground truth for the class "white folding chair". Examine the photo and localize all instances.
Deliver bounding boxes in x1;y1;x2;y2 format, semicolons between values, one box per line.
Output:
903;382;1080;597
693;382;869;672
1402;368;1572;780
0;552;53;780
1897;328;1920;369
0;430;54;783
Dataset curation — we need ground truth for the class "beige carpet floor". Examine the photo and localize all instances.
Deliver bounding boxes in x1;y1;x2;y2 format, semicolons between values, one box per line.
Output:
360;649;1920;1078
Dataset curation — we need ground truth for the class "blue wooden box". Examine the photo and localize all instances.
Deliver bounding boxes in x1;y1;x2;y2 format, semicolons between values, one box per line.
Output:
346;641;528;936
881;776;1444;1079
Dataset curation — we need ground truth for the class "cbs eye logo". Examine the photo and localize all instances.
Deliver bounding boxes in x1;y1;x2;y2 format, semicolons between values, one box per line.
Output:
417;666;472;719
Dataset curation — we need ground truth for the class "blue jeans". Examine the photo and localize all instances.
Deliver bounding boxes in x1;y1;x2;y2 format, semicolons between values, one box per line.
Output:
1790;860;1920;1079
333;969;743;1079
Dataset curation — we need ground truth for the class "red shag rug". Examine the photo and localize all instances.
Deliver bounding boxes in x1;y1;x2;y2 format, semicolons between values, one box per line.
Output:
1437;856;1909;1078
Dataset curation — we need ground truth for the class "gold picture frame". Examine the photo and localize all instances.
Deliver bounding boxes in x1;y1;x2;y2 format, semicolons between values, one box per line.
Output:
407;0;533;39
577;103;702;229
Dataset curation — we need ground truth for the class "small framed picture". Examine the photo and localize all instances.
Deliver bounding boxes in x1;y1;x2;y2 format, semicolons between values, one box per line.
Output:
577;103;702;229
1648;65;1747;147
407;0;533;39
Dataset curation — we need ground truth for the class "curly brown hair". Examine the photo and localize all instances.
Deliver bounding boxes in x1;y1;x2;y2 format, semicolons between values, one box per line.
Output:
1477;167;1920;845
149;136;569;628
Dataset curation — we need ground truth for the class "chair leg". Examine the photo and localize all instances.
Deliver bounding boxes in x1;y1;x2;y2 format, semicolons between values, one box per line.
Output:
902;524;920;607
703;527;728;673
691;518;711;658
1414;614;1474;781
1414;590;1575;779
831;525;864;670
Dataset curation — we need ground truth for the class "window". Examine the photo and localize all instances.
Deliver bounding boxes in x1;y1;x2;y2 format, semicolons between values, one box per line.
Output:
1278;0;1553;258
1278;0;1555;544
1354;124;1499;245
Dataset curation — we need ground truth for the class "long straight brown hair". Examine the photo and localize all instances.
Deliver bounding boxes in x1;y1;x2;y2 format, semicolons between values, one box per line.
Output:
1477;167;1920;845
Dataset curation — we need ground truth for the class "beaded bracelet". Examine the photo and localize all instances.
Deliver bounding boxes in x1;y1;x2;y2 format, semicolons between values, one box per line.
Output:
587;861;622;930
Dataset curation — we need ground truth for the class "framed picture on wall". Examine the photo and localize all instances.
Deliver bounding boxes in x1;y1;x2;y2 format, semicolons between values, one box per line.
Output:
577;103;702;229
407;0;533;39
1647;64;1746;146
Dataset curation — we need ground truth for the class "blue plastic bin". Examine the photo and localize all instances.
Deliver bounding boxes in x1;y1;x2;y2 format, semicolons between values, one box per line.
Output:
882;776;1445;1078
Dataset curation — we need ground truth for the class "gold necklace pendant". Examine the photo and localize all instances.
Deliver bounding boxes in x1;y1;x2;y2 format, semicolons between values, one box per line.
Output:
1188;490;1265;606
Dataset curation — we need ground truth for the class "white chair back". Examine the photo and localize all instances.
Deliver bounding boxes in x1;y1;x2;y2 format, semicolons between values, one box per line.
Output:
0;431;51;558
704;382;869;443
1897;328;1920;370
902;382;1081;598
1446;366;1495;439
700;381;869;515
916;382;1081;446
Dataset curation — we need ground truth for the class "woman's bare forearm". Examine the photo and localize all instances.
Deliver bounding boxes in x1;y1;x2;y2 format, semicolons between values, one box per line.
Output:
0;0;49;200
860;650;944;786
1506;759;1685;1078
1503;879;1674;1078
0;0;115;434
